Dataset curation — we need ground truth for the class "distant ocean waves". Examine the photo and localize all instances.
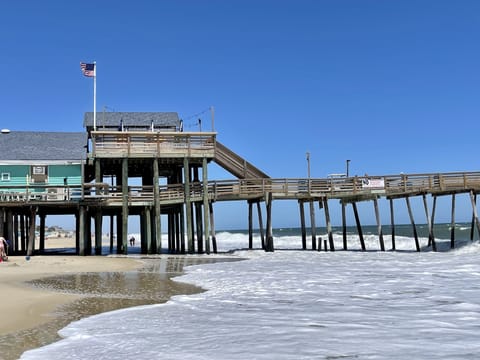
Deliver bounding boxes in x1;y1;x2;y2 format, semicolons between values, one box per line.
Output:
215;222;478;252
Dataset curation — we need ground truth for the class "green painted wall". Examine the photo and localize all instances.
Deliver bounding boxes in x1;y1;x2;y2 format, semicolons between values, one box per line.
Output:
0;164;82;191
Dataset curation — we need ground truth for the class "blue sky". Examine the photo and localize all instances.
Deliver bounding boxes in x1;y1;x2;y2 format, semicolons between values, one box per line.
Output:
1;1;479;231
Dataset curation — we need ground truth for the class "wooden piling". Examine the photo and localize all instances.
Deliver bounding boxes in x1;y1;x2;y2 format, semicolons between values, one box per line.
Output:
323;197;334;251
405;196;420;251
450;194;456;249
352;202;365;251
256;201;265;249
299;200;307;250
209;202;217;253
248;201;253;249
39;214;46;252
423;194;436;252
153;158;161;253
121;158;129;255
94;211;102;255
373;198;384;251
26;207;36;257
265;193;274;252
389;199;395;250
471;192;477;241
309;199;317;250
341;202;347;250
184;158;193;253
469;191;480;239
202;158;210;254
109;215;114;254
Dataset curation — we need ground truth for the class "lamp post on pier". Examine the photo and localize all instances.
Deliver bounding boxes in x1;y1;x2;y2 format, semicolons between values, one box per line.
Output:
306;152;311;179
346;159;351;178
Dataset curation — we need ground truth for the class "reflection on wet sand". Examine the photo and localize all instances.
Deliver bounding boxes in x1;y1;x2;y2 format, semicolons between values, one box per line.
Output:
1;256;240;360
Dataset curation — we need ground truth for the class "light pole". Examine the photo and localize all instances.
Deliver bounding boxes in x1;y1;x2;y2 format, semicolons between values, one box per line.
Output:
346;159;351;178
306;152;311;179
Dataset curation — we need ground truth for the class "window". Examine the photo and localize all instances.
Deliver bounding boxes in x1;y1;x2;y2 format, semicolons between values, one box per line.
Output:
31;165;48;183
1;173;10;181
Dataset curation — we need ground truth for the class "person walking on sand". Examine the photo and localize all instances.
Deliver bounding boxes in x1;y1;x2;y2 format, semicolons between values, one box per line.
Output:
0;237;7;260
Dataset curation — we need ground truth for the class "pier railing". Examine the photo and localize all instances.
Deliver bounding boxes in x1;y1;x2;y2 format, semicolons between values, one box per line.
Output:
1;171;480;204
90;131;217;158
83;171;480;204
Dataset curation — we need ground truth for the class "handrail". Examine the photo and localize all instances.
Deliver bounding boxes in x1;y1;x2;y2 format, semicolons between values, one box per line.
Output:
91;131;216;158
1;171;480;203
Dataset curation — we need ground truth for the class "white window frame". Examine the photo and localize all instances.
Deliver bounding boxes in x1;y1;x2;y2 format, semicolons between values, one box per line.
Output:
1;173;10;181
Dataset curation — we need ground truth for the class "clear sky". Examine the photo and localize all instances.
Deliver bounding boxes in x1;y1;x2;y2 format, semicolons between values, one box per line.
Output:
1;1;479;231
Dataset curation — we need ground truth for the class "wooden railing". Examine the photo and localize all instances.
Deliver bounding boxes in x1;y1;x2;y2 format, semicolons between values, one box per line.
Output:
214;141;270;179
1;171;480;204
90;131;217;158
81;171;480;204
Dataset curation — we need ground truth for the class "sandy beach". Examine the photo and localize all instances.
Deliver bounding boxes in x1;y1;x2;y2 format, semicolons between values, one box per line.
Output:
0;236;218;360
0;254;142;336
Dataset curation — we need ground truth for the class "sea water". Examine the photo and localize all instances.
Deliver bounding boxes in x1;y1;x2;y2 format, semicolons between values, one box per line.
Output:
21;223;480;359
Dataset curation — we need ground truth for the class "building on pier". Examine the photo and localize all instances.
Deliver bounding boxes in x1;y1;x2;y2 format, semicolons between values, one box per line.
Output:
1;111;480;255
0;111;265;256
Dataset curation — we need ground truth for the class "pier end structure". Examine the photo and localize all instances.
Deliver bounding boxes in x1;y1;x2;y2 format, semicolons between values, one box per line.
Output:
83;111;217;255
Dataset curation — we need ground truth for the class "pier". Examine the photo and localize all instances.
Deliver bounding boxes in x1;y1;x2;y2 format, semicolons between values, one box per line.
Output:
0;112;479;255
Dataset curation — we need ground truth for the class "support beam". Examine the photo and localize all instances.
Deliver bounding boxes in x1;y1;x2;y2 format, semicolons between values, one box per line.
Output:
95;211;102;255
153;158;161;253
39;214;46;252
469;191;480;238
450;193;456;249
257;201;265;250
122;158;129;254
78;206;86;256
352;202;365;251
202;158;210;254
209;202;217;253
309;199;317;250
373;198;385;251
265;193;274;252
144;207;151;255
184;158;193;253
109;215;114;254
248;201;253;249
423;194;436;251
342;202;347;250
26;207;36;257
323;197;334;251
471;193;477;241
299;200;306;250
405;196;420;252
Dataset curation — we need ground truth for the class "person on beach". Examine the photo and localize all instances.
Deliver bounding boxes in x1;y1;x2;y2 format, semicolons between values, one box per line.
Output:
129;236;135;247
0;236;7;260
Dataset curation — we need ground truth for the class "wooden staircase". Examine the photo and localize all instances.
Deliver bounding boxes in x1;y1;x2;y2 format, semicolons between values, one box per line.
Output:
214;141;269;179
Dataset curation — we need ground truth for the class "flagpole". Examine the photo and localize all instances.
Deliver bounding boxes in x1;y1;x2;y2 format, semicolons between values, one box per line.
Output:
93;61;97;131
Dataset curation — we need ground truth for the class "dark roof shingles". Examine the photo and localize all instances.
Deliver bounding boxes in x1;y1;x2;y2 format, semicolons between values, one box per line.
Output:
83;112;180;128
0;131;87;160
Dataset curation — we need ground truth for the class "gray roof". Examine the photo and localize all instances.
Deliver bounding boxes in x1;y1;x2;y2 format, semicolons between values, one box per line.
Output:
0;131;87;161
83;112;180;128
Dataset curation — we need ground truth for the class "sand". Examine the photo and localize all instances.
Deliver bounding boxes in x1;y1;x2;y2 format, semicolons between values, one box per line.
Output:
0;254;142;336
0;236;237;359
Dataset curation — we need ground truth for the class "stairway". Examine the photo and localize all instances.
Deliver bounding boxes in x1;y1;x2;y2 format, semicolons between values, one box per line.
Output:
214;141;269;179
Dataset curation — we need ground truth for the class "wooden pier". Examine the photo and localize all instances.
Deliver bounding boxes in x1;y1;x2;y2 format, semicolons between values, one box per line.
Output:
0;112;479;255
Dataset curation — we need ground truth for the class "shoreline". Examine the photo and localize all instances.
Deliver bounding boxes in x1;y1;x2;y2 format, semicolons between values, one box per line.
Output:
0;255;142;336
0;236;240;360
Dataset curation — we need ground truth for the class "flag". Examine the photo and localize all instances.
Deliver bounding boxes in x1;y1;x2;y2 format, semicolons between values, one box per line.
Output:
80;62;95;77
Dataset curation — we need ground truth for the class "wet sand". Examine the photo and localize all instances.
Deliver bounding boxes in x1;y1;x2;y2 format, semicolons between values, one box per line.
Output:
0;237;239;360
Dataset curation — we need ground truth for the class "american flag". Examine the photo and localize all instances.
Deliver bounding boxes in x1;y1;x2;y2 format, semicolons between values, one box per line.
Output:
80;62;95;77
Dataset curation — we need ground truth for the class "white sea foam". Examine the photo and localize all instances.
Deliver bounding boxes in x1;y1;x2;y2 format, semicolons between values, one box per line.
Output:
21;232;480;359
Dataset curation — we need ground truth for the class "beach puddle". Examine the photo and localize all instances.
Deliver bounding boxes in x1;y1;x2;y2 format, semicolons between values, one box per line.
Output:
1;256;239;360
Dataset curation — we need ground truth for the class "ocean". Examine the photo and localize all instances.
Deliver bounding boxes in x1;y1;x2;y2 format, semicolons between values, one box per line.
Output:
21;223;480;359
